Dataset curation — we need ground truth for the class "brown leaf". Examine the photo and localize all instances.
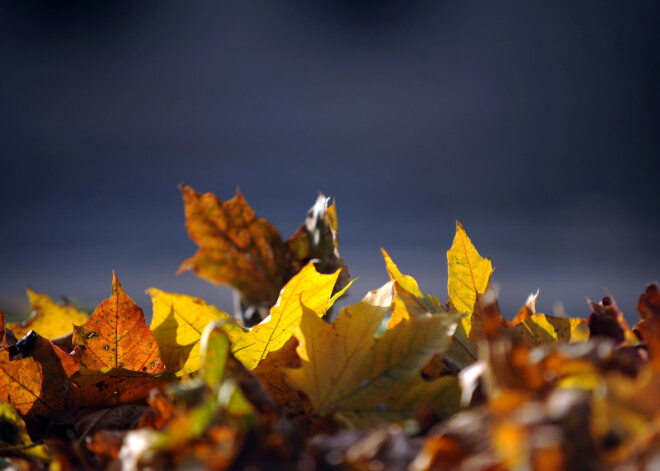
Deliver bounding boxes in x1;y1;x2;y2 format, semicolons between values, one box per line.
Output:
587;296;637;345
177;184;289;313
72;273;165;373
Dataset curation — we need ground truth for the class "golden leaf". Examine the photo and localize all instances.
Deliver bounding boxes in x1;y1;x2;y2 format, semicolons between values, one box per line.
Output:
8;287;88;340
148;289;244;375
232;263;341;370
285;283;461;426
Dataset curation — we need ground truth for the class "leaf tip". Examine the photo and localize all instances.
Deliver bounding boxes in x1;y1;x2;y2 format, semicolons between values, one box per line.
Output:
111;271;124;296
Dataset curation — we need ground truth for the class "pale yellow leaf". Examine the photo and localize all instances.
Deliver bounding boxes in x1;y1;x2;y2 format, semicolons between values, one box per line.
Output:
285;285;461;425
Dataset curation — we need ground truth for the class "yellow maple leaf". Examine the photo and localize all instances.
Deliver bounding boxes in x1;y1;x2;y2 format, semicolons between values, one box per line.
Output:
8;287;88;340
285;283;462;426
232;262;341;370
447;221;493;316
148;290;244;375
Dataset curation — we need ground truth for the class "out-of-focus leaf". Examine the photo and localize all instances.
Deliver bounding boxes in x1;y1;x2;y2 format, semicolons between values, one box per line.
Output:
588;296;638;345
199;322;231;388
0;403;50;461
177;184;289;312
0;333;79;418
287;193;346;282
511;314;589;347
635;283;660;369
285;284;461;426
72;273;165;373
8;287;88;341
149;289;243;375
252;337;309;417
232;263;340;370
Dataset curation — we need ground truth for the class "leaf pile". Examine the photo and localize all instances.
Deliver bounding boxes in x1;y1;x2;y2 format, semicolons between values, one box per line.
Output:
0;185;657;471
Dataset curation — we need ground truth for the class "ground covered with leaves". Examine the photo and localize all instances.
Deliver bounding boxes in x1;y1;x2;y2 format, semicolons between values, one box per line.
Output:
1;185;659;470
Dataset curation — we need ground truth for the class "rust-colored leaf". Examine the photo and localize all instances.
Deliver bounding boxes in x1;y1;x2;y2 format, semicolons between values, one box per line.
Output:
0;333;79;418
177;184;289;312
72;273;165;373
70;369;174;409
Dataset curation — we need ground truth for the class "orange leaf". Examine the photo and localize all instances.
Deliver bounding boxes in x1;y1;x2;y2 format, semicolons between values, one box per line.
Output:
0;333;79;418
72;273;165;373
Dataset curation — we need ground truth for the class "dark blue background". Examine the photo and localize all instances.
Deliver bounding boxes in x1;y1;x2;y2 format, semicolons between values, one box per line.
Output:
2;1;659;322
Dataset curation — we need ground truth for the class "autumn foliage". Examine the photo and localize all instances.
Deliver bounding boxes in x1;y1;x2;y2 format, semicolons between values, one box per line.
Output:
1;185;658;470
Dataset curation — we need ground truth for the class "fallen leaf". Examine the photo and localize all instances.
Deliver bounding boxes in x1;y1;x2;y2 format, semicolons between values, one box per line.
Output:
72;273;165;373
199;322;231;388
285;284;462;426
511;314;589;347
231;262;341;370
381;249;448;328
0;332;79;418
71;368;174;409
8;287;88;341
177;184;289;313
382;249;477;369
177;185;348;325
588;296;638;345
287;193;347;283
148;289;243;375
447;221;493;316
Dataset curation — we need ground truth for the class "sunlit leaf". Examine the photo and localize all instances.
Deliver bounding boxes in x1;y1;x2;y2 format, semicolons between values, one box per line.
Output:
232;263;340;370
511;314;589;347
447;221;492;316
8;287;88;340
285;284;462;426
72;273;165;373
149;289;243;375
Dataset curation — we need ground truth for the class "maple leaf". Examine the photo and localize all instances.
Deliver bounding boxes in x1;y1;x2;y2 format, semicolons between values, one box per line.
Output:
511;313;589;346
177;185;347;324
148;289;244;375
177;184;289;315
7;287;88;341
231;262;341;370
285;282;462;426
0;332;79;418
72;273;165;373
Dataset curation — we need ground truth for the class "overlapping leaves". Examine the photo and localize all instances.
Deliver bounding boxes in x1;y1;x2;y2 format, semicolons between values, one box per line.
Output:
0;186;657;471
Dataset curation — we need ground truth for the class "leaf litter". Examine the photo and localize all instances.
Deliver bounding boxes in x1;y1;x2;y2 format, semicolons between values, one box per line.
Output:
0;185;657;470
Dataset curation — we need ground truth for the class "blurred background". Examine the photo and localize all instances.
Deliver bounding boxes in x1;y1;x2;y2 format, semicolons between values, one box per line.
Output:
1;1;659;323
